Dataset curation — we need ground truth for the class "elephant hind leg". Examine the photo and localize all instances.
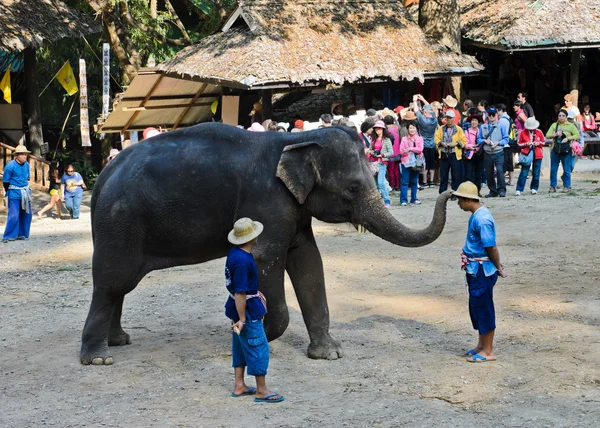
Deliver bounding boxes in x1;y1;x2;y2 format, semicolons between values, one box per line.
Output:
108;295;131;346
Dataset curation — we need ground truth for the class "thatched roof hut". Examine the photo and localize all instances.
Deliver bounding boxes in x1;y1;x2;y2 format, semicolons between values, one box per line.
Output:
0;0;101;52
461;0;600;51
159;0;483;90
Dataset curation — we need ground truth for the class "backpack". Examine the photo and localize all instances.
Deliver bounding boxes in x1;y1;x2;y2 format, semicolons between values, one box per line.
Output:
502;115;518;147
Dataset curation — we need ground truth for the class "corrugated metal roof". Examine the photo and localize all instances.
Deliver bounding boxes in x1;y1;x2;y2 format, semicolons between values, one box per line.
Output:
97;68;222;133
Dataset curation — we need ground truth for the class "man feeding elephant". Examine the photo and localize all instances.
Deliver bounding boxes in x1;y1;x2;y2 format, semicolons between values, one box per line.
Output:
226;217;284;403
80;123;452;365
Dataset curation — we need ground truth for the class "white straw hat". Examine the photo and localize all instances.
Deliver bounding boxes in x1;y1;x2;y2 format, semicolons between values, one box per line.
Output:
452;181;480;201
228;218;264;245
524;117;540;130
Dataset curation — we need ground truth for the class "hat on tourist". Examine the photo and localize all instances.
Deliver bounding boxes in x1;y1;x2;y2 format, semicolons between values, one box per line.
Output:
13;145;30;155
423;104;434;112
486;107;498;116
143;127;160;139
393;105;404;114
444;110;456;119
294;120;305;129
107;148;120;161
403;111;417;121
373;120;386;129
466;114;483;123
452;181;481;201
524;117;540;130
366;108;378;117
278;122;290;130
248;122;266;132
228;217;264;245
567;110;576;119
442;95;458;108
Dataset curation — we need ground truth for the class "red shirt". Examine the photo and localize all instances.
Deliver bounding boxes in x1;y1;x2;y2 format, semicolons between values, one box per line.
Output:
518;129;545;160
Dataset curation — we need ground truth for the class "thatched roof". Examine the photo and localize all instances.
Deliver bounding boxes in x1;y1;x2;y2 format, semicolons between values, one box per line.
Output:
461;0;600;51
0;0;101;52
158;0;482;90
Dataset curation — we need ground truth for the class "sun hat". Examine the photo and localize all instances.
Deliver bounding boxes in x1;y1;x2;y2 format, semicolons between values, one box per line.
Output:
524;117;540;130
444;110;456;119
442;95;458;108
277;122;290;130
13;145;30;155
393;105;404;114
366;108;378;117
373;120;386;129
403;111;417;121
486;107;498;116
452;181;480;201
466;114;483;123
107;148;120;161
294;119;305;129
228;217;264;245
248;122;265;132
567;110;576;119
143;127;160;139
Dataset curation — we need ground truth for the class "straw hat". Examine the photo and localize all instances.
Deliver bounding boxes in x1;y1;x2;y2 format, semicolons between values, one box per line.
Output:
403;111;417;121
442;95;458;108
524;117;540;130
452;181;480;201
13;145;30;155
228;217;264;245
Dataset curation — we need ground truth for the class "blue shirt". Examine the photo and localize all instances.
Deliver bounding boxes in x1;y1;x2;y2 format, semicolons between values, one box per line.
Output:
416;110;438;149
61;172;84;196
224;247;266;322
463;206;498;277
2;160;30;200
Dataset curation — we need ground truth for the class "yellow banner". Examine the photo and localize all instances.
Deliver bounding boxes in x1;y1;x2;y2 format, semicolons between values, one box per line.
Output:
56;61;78;96
0;65;10;104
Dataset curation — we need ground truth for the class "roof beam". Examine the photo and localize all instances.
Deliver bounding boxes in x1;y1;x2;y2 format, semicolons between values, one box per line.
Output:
122;101;213;111
120;93;221;102
173;83;209;130
122;74;164;133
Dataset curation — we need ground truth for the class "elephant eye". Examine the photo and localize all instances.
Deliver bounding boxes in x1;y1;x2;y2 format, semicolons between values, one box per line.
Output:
348;184;359;194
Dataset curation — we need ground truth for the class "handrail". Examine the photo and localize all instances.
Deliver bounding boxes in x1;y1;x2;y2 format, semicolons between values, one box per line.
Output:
0;142;51;192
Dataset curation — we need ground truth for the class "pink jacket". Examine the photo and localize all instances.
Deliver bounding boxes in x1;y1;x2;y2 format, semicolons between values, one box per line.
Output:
399;135;424;165
388;125;401;156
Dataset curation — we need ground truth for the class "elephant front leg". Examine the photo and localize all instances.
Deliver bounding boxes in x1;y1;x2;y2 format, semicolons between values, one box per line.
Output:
286;227;343;360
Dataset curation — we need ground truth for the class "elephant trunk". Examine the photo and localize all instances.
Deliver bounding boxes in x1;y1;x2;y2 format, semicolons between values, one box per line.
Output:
355;189;453;247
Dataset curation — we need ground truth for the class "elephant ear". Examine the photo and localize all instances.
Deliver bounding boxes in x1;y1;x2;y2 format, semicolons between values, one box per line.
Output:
276;141;323;204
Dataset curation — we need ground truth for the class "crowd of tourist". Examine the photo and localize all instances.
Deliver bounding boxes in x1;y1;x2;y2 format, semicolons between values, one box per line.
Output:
246;91;600;206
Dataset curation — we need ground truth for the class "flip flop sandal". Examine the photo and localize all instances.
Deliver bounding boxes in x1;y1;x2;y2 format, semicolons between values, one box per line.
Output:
254;392;284;403
231;387;256;397
467;353;496;363
464;349;477;357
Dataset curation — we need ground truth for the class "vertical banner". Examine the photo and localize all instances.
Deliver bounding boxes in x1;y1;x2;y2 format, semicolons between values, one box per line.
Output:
102;43;110;117
79;59;91;147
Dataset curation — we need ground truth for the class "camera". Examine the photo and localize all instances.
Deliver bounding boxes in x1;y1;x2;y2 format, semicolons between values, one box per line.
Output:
373;150;381;156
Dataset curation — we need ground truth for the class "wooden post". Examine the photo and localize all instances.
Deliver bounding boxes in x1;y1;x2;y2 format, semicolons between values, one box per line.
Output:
570;49;581;91
24;48;44;157
262;89;273;121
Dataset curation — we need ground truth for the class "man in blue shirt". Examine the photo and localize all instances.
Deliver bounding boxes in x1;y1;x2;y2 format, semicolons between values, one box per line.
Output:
414;94;440;188
225;217;284;402
2;145;33;243
478;107;509;198
453;182;506;363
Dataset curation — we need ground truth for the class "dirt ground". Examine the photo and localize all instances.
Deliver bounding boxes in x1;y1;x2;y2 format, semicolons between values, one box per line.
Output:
2;164;600;427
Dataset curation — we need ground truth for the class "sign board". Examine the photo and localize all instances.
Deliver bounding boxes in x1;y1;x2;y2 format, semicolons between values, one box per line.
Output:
221;96;239;126
102;43;110;117
79;59;91;147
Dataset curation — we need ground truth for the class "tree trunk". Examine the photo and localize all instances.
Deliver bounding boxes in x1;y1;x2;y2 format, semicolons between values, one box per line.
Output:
24;48;43;157
418;0;462;99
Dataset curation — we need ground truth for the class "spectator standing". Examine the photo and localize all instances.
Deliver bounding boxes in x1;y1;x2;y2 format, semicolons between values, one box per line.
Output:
384;115;401;191
453;181;505;363
513;101;527;132
479;107;508;198
463;114;484;194
225;218;284;403
369;120;394;207
517;92;535;118
435;110;465;194
2;145;32;243
546;109;579;192
37;165;63;219
497;104;515;187
399;123;424;206
414;95;439;188
477;100;489;123
563;94;581;118
579;104;599;159
442;95;461;125
61;165;86;219
461;99;474;125
319;114;333;128
515;117;545;196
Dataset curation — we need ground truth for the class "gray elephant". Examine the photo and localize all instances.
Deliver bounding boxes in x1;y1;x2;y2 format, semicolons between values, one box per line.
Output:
81;123;451;365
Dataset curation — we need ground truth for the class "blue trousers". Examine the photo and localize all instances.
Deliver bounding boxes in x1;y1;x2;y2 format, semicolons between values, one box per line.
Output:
64;192;83;219
464;156;483;192
3;198;32;240
550;151;572;188
400;164;419;203
467;265;498;335
516;158;542;192
376;162;390;204
484;151;506;196
439;152;463;193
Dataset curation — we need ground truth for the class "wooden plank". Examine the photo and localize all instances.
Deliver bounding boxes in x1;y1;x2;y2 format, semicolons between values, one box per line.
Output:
122;74;164;133
172;83;209;130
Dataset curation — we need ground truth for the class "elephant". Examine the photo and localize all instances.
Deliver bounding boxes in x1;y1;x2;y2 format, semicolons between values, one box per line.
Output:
80;123;451;365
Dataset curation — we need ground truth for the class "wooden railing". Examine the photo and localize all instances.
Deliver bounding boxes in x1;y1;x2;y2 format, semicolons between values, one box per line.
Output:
0;142;51;192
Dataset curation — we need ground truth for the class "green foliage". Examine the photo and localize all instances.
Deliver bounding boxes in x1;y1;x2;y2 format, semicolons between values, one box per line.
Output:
49;149;99;190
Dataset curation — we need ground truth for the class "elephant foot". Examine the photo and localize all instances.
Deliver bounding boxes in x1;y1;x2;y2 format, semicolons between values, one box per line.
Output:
80;343;114;366
307;336;343;360
108;328;131;346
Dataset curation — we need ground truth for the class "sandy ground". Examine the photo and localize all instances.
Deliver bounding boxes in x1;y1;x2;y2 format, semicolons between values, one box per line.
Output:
2;162;600;427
